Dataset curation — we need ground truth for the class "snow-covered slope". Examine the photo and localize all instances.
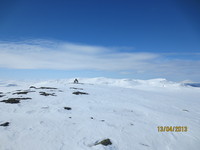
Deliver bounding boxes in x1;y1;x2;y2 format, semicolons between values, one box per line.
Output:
0;78;200;150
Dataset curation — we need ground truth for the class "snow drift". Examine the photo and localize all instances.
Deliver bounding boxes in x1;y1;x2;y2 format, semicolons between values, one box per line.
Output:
0;78;200;150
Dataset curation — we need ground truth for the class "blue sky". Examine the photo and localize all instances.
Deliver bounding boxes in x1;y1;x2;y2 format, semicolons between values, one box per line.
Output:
0;0;200;81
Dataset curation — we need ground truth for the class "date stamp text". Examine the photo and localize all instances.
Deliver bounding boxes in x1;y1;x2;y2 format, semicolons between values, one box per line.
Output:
157;126;188;132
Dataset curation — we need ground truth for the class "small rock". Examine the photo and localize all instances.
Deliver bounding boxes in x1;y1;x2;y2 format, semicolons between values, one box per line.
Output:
72;91;89;95
95;139;112;146
0;122;9;127
13;91;29;95
30;86;36;89
39;92;56;96
64;107;72;110
0;95;5;98
39;87;57;89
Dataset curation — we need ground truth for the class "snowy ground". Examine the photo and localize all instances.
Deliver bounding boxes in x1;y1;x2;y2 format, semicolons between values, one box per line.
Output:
0;78;200;150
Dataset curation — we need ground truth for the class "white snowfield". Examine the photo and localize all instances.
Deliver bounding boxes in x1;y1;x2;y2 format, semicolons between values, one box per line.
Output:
0;78;200;150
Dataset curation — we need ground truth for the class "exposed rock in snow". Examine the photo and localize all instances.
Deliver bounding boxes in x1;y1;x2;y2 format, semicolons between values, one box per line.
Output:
94;138;112;146
72;91;89;95
0;122;10;127
1;97;32;104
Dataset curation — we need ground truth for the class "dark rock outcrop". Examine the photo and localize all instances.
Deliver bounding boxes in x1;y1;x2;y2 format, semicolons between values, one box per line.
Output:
64;107;72;110
72;91;89;95
39;92;56;96
13;91;29;95
95;139;112;146
0;98;31;104
0;122;9;127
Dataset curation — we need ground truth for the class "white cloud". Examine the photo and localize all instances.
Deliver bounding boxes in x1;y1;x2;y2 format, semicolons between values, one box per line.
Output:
0;40;158;70
0;39;199;81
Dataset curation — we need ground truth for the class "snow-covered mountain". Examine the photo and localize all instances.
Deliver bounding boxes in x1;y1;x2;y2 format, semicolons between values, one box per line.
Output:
0;78;200;150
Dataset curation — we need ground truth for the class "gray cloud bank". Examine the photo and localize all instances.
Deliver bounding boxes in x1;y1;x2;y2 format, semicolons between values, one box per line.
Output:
0;40;200;81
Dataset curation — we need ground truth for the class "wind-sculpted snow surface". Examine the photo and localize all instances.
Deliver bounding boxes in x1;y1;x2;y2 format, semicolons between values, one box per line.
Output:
0;78;200;150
